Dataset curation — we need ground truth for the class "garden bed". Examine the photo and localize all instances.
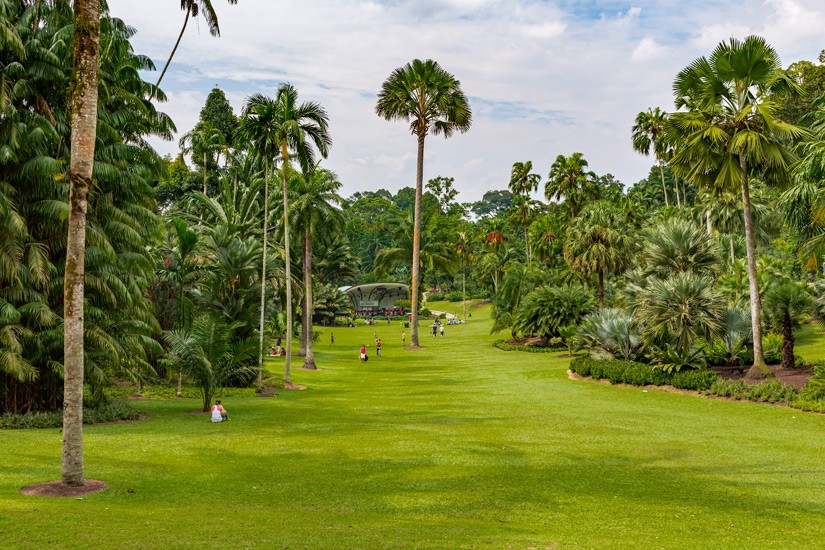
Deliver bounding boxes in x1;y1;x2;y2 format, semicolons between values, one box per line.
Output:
712;364;814;389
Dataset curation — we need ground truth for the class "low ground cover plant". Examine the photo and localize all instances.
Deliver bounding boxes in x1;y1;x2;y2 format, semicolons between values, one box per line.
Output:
0;400;138;430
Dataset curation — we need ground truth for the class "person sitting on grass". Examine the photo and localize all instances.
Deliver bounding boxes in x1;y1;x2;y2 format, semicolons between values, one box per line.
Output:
211;399;229;423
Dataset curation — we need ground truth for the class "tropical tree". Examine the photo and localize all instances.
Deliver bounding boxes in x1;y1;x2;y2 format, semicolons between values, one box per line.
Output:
669;35;808;376
63;0;101;488
764;282;812;369
179;122;225;195
545;152;596;219
376;58;472;347
153;0;238;96
632;107;678;207
508;161;541;264
240;84;331;385
564;202;635;309
290;167;343;370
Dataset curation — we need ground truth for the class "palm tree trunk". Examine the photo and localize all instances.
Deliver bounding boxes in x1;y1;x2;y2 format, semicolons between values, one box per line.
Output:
781;311;794;370
674;177;682;208
152;6;190;99
740;156;768;376
706;208;713;236
203;151;207;195
525;227;530;267
299;311;307;356
462;260;467;322
729;235;735;264
597;270;604;310
63;0;100;488
281;149;293;383
410;133;425;348
658;161;669;208
302;231;317;369
257;166;269;388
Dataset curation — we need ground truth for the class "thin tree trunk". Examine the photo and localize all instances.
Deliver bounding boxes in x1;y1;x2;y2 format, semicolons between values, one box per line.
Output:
525;227;530;267
302;231;317;369
257;166;269;388
203;151;207;195
706;208;713;236
282;148;293;383
729;235;735;264
152;6;190;99
462;260;467;322
658;161;669;207
674;176;682;208
299;311;307;356
740;156;768;375
781;312;794;370
62;0;100;488
410;133;425;348
597;270;604;310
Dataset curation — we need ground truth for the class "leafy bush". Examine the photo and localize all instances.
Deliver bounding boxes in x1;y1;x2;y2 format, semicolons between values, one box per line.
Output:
395;299;411;310
709;378;798;403
708;378;750;400
446;291;463;302
419;308;432;318
427;292;445;302
0;400;138;430
670;369;717;391
493;340;567;353
513;283;595;339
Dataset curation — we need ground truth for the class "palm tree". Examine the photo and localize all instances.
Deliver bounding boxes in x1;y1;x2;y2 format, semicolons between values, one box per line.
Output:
508;161;541;264
669;35;808;376
62;0;101;488
179;122;225;195
290;167;343;370
240;84;331;385
545;152;596;219
631;107;678;207
153;0;238;97
764;282;812;369
376;59;472;348
564;202;635;309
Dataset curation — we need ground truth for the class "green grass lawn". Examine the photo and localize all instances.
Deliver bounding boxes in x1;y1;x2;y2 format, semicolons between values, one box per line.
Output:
3;302;825;549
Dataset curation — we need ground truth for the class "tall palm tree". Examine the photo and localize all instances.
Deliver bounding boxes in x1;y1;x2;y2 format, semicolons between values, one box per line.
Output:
564;202;635;309
669;35;808;376
290;166;343;370
508;161;540;265
62;0;100;489
545;152;596;219
153;0;238;97
240;84;330;385
631;107;678;207
376;59;472;347
179;122;225;195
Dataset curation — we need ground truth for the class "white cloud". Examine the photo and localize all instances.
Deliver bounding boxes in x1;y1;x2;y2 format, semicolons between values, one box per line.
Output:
108;0;825;201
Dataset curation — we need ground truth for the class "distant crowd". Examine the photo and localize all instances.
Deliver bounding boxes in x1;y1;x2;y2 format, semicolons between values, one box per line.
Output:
354;308;406;318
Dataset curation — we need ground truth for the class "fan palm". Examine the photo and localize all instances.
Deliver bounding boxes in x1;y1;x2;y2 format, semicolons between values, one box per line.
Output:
764;282;812;369
564;202;635;309
376;59;472;347
669;35;809;375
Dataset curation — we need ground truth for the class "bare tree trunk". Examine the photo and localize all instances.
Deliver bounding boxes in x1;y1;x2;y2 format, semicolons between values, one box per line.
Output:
257;166;269;388
63;0;100;488
729;235;735;264
281;150;293;383
299;311;307;356
706;208;713;236
597;270;604;311
658;161;669;208
302;231;317;369
202;151;207;195
462;260;467;322
410;134;425;348
740;156;768;376
152;6;190;98
781;311;794;370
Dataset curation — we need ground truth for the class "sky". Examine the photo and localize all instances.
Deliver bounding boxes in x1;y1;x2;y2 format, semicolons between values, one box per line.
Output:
107;0;825;203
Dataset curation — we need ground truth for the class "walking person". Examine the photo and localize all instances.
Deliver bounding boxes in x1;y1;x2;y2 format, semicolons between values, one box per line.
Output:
360;344;367;362
401;331;406;347
376;338;382;357
330;332;335;346
440;325;445;338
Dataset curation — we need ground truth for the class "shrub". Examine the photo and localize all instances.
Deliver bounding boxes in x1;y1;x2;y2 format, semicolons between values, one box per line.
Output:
570;356;716;390
0;400;138;430
419;308;432;318
708;378;750;400
670;369;718;391
446;291;463;302
513;283;595;339
577;308;642;360
427;292;445;302
746;379;798;404
395;299;411;310
493;340;567;353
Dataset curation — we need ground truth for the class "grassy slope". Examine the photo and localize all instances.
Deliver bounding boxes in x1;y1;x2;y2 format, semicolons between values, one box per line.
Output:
3;303;825;549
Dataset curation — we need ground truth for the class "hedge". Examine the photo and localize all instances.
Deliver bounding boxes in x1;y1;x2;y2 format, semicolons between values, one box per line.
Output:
494;340;568;354
569;356;716;391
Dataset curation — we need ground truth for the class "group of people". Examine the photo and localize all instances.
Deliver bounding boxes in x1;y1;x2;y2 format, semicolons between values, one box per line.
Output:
268;336;286;356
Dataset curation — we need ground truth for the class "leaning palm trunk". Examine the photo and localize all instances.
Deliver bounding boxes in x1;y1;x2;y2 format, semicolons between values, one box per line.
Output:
63;0;100;487
302;231;317;369
410;134;425;347
152;6;190;98
281;154;293;383
740;157;767;374
257;166;269;388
